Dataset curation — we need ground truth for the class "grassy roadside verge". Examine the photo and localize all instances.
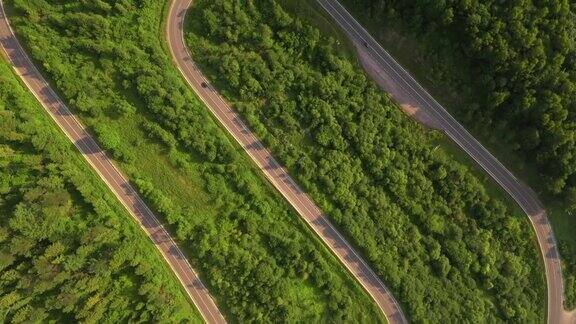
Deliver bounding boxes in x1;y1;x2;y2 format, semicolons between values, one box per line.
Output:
337;1;576;309
0;58;202;322
4;0;383;321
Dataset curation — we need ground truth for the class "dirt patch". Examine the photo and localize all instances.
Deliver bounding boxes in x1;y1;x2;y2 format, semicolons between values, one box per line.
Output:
562;308;576;324
355;44;441;130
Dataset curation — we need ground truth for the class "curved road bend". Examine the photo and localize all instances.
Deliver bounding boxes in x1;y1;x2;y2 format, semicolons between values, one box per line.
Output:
0;3;225;323
314;0;572;323
167;0;406;323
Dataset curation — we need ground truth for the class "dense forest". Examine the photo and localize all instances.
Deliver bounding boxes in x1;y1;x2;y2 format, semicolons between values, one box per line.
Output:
0;61;200;323
342;0;576;309
5;0;383;322
186;0;546;322
346;0;576;203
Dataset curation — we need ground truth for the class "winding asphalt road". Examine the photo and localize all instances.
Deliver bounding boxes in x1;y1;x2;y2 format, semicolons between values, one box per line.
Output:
315;0;573;323
167;0;406;323
0;2;225;323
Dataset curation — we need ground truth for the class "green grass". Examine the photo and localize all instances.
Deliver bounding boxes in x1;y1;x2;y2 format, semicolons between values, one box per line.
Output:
87;86;383;324
74;86;384;321
0;58;203;323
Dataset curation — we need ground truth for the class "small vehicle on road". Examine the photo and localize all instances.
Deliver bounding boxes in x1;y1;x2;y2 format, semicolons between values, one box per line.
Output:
201;81;208;88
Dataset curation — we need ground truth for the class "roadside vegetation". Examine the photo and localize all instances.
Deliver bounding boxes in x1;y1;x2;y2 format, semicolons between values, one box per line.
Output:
185;0;546;322
341;0;576;309
345;0;576;200
5;0;383;322
0;60;200;323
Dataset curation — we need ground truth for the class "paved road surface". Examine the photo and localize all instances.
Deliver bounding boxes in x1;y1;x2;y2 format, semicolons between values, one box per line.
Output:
167;0;406;323
314;0;573;323
0;2;225;323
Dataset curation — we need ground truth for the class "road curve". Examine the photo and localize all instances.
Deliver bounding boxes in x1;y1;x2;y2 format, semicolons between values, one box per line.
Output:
314;0;571;323
166;0;406;323
0;2;225;323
